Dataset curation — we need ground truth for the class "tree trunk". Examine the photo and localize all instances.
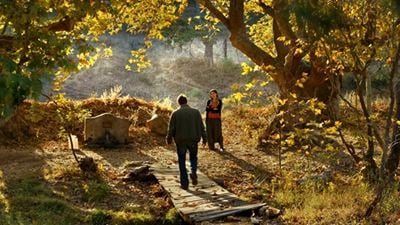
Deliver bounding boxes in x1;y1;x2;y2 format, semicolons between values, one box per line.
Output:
357;73;378;178
200;0;340;110
223;38;228;59
203;40;214;66
272;67;341;116
381;44;400;178
385;82;400;179
366;73;372;112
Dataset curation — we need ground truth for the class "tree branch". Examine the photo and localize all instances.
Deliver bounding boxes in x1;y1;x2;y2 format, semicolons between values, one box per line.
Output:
0;35;15;50
272;0;297;41
198;0;281;71
229;0;280;69
0;15;77;54
229;0;245;32
258;0;274;17
258;0;288;61
272;20;289;62
337;127;361;163
196;0;229;27
47;16;76;32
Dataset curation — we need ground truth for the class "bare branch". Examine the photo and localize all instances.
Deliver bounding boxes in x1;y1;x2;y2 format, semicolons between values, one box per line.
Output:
337;128;361;163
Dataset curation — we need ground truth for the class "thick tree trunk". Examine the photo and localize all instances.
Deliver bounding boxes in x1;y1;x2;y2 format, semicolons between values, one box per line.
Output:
200;0;340;110
272;67;341;116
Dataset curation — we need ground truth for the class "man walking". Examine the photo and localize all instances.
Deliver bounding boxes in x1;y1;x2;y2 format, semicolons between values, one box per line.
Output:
166;94;207;190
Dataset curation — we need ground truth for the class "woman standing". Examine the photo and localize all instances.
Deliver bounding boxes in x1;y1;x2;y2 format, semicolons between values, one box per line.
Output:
205;89;224;151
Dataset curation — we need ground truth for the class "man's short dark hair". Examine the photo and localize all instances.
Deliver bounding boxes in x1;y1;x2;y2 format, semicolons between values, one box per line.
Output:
177;94;187;105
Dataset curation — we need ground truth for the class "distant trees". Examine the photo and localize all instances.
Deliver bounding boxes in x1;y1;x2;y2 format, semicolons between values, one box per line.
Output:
163;0;228;66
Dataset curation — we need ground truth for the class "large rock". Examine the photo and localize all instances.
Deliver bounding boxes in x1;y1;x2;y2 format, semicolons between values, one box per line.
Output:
146;113;168;136
134;107;151;127
84;113;130;146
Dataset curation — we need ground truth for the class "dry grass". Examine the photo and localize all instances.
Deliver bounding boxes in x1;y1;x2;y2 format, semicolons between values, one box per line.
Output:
223;106;275;147
274;175;374;224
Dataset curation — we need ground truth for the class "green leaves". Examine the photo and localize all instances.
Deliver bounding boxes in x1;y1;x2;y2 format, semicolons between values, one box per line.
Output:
0;55;45;119
292;0;348;36
0;73;28;119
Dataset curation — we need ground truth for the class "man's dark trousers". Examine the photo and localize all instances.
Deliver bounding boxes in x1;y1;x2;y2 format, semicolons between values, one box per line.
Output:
176;142;198;188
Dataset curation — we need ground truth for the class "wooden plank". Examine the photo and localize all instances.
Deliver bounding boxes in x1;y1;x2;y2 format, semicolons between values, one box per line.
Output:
151;163;265;224
167;190;237;200
174;199;234;210
166;188;233;200
190;203;266;222
180;206;221;215
173;193;240;204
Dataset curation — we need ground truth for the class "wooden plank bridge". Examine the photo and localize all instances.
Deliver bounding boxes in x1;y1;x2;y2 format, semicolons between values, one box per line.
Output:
150;163;265;224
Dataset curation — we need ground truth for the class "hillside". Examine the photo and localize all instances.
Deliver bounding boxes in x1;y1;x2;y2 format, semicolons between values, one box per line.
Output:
58;32;266;110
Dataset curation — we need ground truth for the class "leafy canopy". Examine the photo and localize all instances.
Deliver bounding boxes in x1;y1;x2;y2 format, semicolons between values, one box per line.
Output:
197;0;399;102
0;0;187;120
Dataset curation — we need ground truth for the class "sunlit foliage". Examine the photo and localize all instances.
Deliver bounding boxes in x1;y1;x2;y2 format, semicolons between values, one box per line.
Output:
0;0;187;120
197;0;400;109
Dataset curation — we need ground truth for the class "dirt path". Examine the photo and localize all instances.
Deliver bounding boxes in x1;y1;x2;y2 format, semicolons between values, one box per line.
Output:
0;127;278;225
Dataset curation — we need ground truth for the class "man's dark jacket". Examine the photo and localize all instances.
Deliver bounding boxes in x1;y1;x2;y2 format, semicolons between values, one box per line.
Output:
166;104;207;144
